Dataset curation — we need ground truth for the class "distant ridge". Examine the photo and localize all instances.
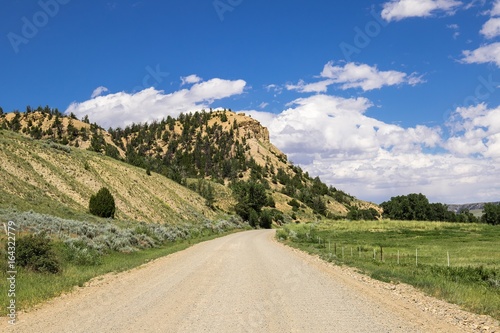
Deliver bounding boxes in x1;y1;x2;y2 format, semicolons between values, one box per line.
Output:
447;202;500;214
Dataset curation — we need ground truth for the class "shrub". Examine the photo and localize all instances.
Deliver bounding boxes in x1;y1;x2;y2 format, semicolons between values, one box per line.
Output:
89;187;116;218
266;195;276;208
15;234;60;273
276;229;288;240
0;209;249;256
248;209;259;228
63;240;102;266
259;209;273;229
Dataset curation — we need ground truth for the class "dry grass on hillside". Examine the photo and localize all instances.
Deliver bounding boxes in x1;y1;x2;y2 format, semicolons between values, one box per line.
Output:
0;130;214;224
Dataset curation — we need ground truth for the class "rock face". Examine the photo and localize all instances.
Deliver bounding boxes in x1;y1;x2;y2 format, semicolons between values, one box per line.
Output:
236;117;270;142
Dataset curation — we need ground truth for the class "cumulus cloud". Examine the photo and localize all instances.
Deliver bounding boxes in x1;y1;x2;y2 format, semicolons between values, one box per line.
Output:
320;62;424;91
305;151;499;204
462;1;500;65
480;1;500;39
481;17;500;39
91;86;109;98
285;62;424;94
445;103;500;158
66;78;246;128
491;0;500;16
462;42;500;67
260;95;440;160
247;95;499;203
381;0;462;22
180;74;202;86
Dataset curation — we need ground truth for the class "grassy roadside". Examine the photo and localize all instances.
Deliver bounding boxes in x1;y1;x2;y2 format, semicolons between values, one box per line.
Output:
0;208;250;316
277;220;500;320
1;229;243;315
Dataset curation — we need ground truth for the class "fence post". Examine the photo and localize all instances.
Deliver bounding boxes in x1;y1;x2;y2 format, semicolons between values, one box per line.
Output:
397;250;400;265
416;248;418;267
447;251;450;267
380;246;383;261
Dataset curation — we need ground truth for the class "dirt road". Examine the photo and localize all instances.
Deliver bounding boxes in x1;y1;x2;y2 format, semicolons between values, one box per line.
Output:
3;230;484;332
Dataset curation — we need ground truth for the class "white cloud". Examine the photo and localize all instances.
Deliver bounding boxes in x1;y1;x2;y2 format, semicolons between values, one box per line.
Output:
381;0;462;22
306;151;499;204
491;0;500;16
262;95;440;160
265;84;277;91
285;62;424;94
286;79;334;93
462;1;500;65
180;74;202;86
246;96;499;204
265;84;283;96
447;23;460;39
320;62;424;91
91;86;109;99
445;103;500;158
462;42;500;67
481;17;500;38
66;78;246;129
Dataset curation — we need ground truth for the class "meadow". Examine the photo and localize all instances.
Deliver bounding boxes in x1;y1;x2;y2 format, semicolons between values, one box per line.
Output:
277;220;500;320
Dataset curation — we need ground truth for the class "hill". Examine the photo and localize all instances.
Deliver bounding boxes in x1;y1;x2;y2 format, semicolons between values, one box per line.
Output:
0;106;380;223
0;129;213;223
447;202;500;218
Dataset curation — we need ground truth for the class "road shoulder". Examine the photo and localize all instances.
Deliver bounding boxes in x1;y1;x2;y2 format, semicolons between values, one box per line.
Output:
274;235;500;333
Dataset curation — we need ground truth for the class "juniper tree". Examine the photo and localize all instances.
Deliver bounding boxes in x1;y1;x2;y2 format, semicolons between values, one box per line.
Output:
89;187;116;218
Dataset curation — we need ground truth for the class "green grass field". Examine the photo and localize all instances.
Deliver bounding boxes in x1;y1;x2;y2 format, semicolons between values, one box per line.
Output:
277;220;500;320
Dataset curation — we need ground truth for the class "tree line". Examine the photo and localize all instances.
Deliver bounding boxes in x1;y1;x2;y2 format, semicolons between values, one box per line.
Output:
380;193;481;223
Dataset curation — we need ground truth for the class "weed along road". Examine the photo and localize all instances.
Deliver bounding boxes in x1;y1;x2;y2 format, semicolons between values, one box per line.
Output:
5;230;465;332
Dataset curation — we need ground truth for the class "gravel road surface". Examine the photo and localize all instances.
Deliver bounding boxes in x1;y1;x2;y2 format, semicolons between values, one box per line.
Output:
3;230;487;332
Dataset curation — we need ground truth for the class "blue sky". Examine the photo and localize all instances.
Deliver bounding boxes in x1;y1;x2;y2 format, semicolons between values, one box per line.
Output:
2;0;500;204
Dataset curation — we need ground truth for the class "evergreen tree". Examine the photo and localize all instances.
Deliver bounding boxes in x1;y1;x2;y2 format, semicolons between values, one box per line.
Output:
204;182;215;208
232;180;268;224
10;111;21;132
89;187;116;218
259;209;273;229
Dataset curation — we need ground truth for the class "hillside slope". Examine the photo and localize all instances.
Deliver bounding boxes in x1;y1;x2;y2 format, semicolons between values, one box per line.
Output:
0;107;381;221
0;130;213;223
